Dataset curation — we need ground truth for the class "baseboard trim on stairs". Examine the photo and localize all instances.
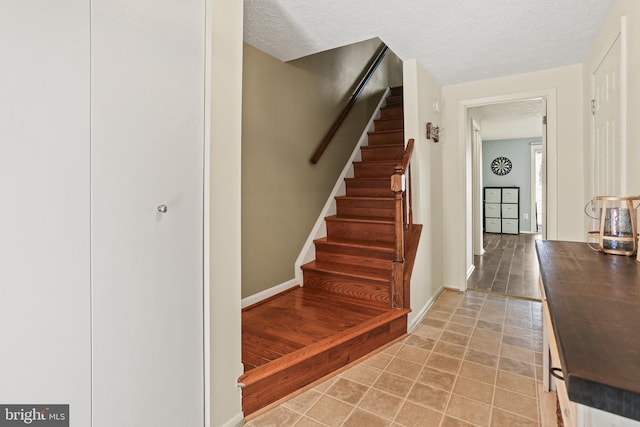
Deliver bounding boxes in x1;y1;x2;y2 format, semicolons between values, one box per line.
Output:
407;286;445;332
241;278;299;309
294;87;391;285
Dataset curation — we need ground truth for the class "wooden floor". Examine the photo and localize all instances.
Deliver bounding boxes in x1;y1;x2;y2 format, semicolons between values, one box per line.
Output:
467;233;541;300
240;286;408;415
242;286;397;370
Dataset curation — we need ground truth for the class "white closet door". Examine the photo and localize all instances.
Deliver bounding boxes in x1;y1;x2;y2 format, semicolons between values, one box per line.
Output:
593;35;621;197
90;0;205;425
0;1;91;424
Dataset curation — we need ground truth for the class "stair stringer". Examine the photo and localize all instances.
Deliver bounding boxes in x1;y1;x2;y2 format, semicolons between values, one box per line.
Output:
294;87;392;285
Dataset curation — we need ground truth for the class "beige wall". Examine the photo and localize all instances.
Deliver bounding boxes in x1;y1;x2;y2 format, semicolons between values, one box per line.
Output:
207;0;244;424
402;59;444;327
582;0;640;197
441;65;584;290
242;39;403;298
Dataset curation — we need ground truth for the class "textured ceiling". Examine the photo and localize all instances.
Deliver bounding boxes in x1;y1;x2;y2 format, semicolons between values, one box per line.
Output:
244;0;614;85
470;99;544;140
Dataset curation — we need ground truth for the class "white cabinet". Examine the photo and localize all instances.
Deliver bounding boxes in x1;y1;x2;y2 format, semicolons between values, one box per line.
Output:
483;187;519;234
91;1;205;426
1;2;206;426
0;2;91;424
540;278;640;427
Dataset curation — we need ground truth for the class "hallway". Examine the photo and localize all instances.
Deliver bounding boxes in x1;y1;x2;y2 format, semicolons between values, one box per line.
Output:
467;234;541;300
245;289;557;426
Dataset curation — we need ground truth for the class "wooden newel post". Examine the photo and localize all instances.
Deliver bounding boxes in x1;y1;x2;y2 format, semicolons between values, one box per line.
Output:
391;166;405;308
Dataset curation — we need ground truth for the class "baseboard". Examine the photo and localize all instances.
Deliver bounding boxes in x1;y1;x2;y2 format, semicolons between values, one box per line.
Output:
220;411;244;427
241;278;298;309
407;286;445;333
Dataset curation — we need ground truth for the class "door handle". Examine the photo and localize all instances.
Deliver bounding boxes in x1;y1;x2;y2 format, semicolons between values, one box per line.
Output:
157;204;168;213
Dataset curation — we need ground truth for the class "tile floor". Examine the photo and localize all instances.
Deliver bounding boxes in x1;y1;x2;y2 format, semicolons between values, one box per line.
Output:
244;290;558;427
467;233;541;300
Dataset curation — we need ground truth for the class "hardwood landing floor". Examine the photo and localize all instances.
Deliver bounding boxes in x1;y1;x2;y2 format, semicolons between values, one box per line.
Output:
242;286;399;372
467;233;541;300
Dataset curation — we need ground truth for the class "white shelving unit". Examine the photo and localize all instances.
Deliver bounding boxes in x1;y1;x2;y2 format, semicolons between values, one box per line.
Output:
484;187;520;234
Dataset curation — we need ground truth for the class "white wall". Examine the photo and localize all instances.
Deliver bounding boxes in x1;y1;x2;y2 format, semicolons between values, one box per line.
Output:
207;0;244;425
0;1;244;426
403;59;444;328
582;0;640;198
442;65;584;290
0;1;91;424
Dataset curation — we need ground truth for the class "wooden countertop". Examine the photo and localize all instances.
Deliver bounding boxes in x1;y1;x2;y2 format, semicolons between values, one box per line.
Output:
535;240;640;421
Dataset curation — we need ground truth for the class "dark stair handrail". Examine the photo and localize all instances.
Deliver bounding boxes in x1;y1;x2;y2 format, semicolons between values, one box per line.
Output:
310;43;389;164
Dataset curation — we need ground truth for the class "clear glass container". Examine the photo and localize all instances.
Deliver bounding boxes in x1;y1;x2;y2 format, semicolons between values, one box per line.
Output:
586;196;640;256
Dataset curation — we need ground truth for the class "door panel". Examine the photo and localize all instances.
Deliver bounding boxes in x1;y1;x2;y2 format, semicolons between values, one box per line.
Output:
91;0;204;425
593;36;621;197
0;1;91;424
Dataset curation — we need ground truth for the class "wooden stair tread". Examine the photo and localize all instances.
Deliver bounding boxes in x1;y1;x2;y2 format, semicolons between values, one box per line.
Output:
239;306;409;387
367;129;403;135
375;115;403;121
362;143;404;148
360;142;404;150
301;260;391;280
314;236;394;252
345;177;390;182
353;159;402;164
325;214;394;224
335;195;395;202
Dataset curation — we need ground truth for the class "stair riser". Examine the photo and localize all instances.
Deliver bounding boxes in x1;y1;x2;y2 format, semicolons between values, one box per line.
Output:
374;118;404;132
326;220;394;243
390;87;403;97
353;163;398;178
368;131;404;145
314;244;392;270
345;187;395;197
345;180;393;197
336;199;395;219
380;106;403;119
303;271;390;305
385;95;403;106
361;146;404;161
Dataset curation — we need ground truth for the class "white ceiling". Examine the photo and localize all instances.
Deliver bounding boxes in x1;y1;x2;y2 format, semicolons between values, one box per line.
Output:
470;99;544;140
243;0;614;85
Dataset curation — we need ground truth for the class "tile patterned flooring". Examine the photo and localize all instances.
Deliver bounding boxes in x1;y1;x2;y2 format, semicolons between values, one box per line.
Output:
467;233;541;300
244;290;558;427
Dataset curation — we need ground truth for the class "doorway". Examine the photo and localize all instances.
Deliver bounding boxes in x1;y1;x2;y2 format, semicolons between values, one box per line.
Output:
465;94;550;298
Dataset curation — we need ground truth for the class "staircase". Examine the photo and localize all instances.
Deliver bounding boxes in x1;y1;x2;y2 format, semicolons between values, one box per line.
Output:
301;86;408;306
240;87;422;417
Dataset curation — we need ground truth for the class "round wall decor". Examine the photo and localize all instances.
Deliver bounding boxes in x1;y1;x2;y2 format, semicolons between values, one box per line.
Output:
491;157;512;176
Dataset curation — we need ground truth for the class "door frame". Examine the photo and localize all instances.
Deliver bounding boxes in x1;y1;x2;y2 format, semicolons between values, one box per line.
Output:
461;89;556;291
530;144;544;233
471;118;484;256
